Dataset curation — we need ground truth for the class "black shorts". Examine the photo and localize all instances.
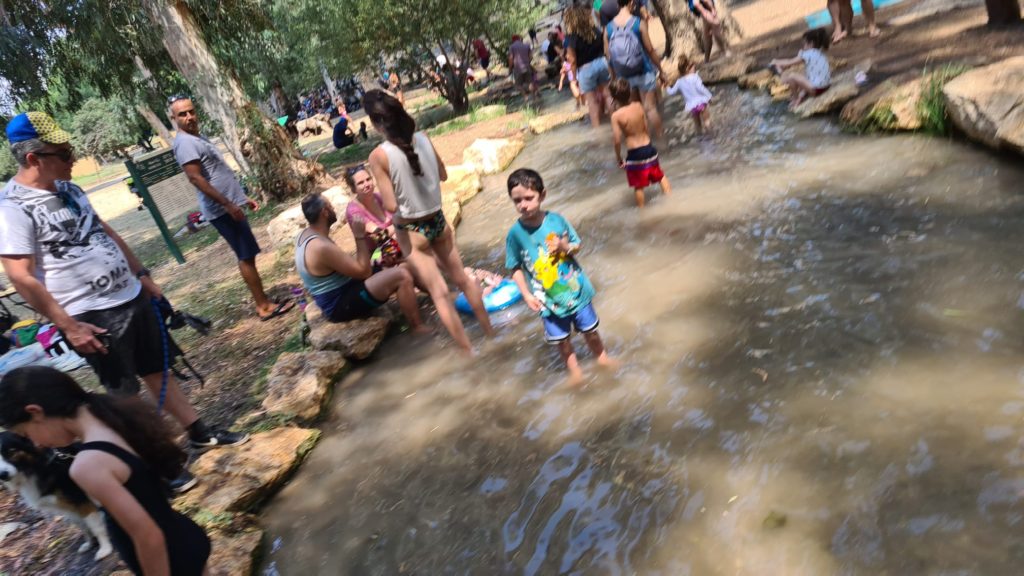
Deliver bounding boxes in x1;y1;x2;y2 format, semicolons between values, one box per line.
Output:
72;292;182;394
322;281;387;323
209;213;261;261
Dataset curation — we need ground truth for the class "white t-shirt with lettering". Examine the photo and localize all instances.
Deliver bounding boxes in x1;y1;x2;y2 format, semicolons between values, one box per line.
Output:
0;179;141;315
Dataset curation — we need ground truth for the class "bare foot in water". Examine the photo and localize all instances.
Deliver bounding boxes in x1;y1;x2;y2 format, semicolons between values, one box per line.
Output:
410;324;433;336
597;354;621;371
566;366;586;387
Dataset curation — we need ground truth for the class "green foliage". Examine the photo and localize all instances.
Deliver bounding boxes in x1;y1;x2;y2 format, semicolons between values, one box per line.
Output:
917;64;970;136
0;140;16;181
68;97;139;159
856;104;899;133
317;140;378;172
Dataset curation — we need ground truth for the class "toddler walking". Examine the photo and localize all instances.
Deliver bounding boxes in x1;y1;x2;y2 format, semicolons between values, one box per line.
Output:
505;169;615;386
666;54;713;136
769;28;831;109
610;78;672;208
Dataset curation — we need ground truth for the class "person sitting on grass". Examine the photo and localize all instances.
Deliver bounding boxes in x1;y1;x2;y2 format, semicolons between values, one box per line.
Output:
295;192;425;331
333;117;356;150
609;79;672;208
769;28;832;109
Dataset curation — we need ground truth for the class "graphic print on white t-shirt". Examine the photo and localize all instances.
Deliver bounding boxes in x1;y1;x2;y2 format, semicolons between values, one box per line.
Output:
0;180;141;315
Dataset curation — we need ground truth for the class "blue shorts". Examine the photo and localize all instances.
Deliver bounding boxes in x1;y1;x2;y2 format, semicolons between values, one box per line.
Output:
625;70;658;93
209;213;261;261
577;57;611;93
542;303;600;343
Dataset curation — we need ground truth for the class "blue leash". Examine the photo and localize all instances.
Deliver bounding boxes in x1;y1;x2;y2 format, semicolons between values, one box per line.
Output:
150;298;170;413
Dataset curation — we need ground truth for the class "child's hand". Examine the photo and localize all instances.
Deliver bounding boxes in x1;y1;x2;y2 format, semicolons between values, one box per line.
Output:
546;233;568;255
523;293;544;312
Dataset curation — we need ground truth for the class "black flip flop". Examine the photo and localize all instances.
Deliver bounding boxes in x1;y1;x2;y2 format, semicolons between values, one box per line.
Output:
259;299;296;322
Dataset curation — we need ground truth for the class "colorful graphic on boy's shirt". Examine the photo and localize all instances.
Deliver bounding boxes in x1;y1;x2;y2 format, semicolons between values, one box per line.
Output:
505;212;594;318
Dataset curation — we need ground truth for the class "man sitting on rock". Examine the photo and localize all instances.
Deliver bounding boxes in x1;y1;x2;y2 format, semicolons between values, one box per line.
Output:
296;192;426;330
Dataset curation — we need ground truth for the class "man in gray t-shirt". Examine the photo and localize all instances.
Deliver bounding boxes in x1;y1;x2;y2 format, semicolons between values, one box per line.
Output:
169;97;293;321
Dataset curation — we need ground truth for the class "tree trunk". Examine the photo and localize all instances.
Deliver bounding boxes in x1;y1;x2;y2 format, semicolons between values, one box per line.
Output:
135;102;172;148
649;0;743;65
985;0;1022;24
320;62;339;103
141;0;332;201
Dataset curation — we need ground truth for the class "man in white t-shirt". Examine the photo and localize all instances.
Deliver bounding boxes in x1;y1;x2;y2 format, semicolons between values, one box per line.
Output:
0;112;248;491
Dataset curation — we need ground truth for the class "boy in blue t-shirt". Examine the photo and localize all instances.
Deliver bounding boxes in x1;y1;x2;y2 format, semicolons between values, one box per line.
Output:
505;168;616;385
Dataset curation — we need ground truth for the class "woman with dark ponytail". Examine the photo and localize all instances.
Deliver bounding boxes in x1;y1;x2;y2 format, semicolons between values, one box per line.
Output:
0;366;210;575
363;89;494;353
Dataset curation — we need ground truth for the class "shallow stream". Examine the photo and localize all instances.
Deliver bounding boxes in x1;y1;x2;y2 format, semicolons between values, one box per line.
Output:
262;88;1024;575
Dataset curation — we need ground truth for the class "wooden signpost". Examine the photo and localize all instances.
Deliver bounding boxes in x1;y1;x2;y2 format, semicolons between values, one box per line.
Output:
123;148;195;264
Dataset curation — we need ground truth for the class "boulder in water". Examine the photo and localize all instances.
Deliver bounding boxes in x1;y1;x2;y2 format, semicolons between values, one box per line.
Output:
699;54;757;85
943;57;1024;155
178;427;320;514
841;71;923;130
261;351;347;421
463;138;525;175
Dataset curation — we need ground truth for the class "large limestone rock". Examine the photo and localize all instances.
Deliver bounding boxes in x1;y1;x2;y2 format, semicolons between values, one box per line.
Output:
179;427;319;514
266;185;349;248
207;515;264;576
738;69;777;91
944;57;1024;155
699;54;757;84
841;71;923;130
463;138;525;175
792;63;870;118
306;301;391;360
442;163;483;204
261;351;347;421
528;109;587;134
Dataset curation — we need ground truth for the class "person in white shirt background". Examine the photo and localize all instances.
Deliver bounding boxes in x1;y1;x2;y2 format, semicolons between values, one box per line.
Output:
666;54;714;136
768;28;832;109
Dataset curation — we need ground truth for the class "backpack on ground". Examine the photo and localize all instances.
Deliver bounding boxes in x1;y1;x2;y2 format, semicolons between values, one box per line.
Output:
607;17;645;78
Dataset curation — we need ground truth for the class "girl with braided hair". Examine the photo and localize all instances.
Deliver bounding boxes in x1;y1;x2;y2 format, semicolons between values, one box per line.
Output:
363;90;494;353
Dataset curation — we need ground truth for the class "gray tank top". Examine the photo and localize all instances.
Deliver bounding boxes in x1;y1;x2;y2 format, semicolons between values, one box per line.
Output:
380;132;442;220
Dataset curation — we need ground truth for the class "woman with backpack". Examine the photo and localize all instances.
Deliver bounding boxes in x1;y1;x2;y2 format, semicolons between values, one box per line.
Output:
604;0;665;139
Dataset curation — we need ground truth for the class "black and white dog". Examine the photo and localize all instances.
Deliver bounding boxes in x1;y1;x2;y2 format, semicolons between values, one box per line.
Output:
0;431;112;560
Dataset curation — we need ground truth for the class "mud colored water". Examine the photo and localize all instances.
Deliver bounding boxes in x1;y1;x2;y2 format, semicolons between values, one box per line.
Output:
262;89;1024;575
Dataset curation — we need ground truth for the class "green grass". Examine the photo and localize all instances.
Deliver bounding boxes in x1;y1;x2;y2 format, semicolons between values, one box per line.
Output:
521;106;539;121
317;140;378;172
71;163;128;188
917;64;970;136
427;104;508;136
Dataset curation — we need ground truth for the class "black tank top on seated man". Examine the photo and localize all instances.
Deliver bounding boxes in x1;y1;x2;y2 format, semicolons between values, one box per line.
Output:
567;28;605;68
78;441;211;575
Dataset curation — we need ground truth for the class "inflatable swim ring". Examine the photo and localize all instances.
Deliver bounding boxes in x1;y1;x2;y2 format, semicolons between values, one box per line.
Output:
455;279;523;314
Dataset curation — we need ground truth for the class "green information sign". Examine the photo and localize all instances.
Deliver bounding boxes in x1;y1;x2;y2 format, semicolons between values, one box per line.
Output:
124;148;197;264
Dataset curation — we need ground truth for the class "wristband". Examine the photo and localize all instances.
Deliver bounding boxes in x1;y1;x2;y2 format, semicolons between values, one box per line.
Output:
136;268;151;279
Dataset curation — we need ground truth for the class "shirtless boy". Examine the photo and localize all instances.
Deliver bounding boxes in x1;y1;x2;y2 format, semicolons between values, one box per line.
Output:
609;78;672;207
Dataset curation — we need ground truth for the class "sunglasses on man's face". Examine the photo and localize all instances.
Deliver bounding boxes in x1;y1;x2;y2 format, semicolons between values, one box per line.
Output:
34;148;75;163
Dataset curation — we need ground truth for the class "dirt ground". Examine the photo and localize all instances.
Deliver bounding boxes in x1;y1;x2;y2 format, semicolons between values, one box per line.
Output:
2;0;1022;573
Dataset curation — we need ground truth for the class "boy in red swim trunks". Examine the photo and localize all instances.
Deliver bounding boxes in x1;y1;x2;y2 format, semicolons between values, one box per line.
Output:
610;78;672;208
